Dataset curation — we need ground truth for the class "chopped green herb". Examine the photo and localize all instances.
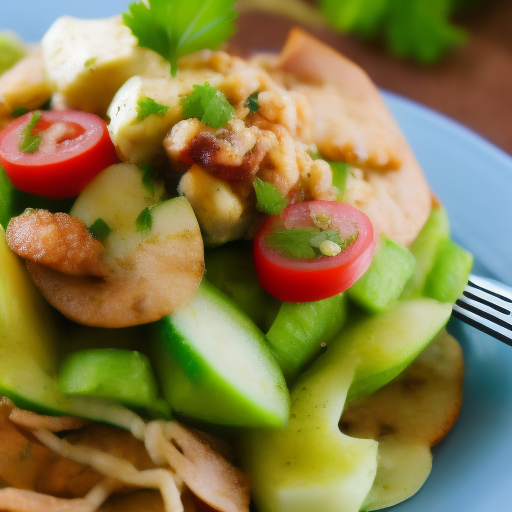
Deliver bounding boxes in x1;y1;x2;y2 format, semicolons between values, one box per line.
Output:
123;0;238;76
11;106;29;118
181;82;235;129
267;228;321;260
88;218;112;244
19;111;42;154
311;213;333;230
253;178;288;215
140;164;159;195
136;207;153;233
329;161;350;201
136;96;169;123
245;92;260;113
267;226;359;260
84;57;97;68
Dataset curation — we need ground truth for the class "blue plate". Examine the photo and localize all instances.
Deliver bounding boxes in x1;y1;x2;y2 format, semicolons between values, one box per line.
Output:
3;5;512;510
384;91;512;512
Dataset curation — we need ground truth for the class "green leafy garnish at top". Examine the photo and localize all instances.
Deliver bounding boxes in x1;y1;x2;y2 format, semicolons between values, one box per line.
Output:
136;96;169;123
140;164;160;195
245;92;260;113
88;218;112;244
253;178;288;216
181;82;235;129
123;0;238;76
266;226;358;260
19;111;43;154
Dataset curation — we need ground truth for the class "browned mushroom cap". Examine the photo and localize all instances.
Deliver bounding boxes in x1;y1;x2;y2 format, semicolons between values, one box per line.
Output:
27;198;204;328
272;29;431;247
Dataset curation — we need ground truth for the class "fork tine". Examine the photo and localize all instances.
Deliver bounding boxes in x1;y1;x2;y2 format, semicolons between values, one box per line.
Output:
458;292;511;321
452;304;512;346
469;275;512;302
463;284;512;312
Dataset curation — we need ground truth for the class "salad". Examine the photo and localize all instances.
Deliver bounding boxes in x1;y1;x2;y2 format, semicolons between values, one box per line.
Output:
0;1;474;512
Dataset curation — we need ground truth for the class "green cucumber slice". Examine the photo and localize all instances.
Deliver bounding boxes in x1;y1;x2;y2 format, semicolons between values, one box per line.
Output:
348;236;416;313
266;294;347;381
424;239;473;304
401;206;450;298
153;279;290;428
205;242;280;331
57;349;158;408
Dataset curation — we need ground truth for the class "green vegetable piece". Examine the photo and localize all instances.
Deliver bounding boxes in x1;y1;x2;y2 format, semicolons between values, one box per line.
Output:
0;31;25;75
84;57;97;68
19;111;42;154
266;227;320;260
140;163;159;196
319;0;467;64
329;161;349;200
181;82;235;129
205;242;280;331
253;177;288;215
57;349;158;408
245;91;260;113
88;218;112;244
266;293;347;382
12;106;29;118
135;206;153;233
240;299;451;512
152;279;290;428
0;166;75;229
348;236;416;313
123;0;238;76
401;206;450;298
424;239;473;304
136;96;169;123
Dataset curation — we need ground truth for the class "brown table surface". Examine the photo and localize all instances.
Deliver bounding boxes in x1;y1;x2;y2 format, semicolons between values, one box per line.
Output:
233;0;512;156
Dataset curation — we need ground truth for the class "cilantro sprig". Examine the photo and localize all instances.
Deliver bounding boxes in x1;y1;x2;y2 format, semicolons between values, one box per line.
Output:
88;218;113;244
19;111;43;154
123;0;238;76
181;82;235;128
253;178;288;216
136;96;169;123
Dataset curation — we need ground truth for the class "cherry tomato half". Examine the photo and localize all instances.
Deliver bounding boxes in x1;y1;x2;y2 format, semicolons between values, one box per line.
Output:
254;201;377;302
0;110;118;198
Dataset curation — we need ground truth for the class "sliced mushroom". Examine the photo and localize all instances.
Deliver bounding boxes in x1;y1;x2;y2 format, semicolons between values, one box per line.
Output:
26;197;204;328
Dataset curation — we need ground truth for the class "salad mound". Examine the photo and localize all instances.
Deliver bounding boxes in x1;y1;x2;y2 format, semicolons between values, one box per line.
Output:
0;3;473;512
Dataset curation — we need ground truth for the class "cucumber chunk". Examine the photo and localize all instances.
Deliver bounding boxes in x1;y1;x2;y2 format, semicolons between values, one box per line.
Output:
348;236;415;313
239;298;451;512
424;239;473;304
153;279;290;428
401;206;450;298
205;242;280;331
57;349;158;408
266;294;347;381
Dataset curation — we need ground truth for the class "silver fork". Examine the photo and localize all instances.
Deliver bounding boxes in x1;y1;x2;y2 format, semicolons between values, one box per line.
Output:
452;275;512;345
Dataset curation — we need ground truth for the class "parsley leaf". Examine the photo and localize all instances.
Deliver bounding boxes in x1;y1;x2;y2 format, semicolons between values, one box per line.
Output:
88;218;112;243
329;161;349;201
12;106;29;118
253;178;288;215
136;207;153;233
19;111;42;154
136;96;169;123
245;92;260;113
84;57;97;68
140;164;159;195
181;82;235;129
319;0;467;63
123;0;238;76
266;228;321;260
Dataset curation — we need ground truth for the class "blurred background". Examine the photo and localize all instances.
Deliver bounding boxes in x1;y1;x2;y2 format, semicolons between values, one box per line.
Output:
1;0;511;154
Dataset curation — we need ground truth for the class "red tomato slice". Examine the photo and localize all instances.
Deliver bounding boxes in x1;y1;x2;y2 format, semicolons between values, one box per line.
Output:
254;201;377;302
0;110;118;198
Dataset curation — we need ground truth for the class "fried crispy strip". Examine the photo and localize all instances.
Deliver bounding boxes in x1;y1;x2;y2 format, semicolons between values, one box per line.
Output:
147;422;251;512
9;408;86;433
33;430;184;512
0;479;117;512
